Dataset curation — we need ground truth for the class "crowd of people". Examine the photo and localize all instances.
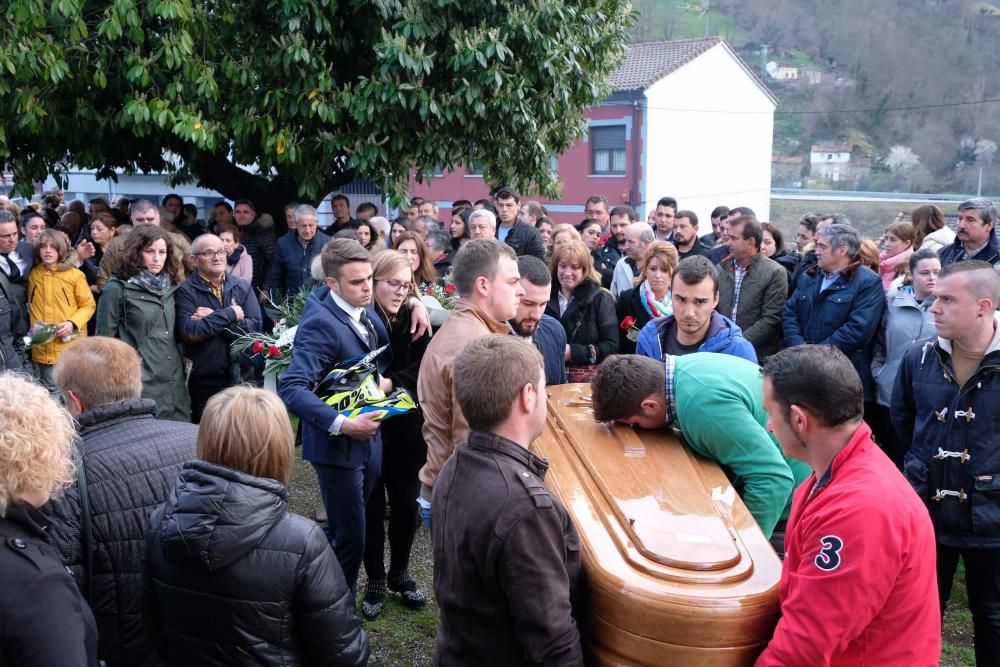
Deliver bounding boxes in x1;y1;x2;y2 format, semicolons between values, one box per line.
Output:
0;184;998;666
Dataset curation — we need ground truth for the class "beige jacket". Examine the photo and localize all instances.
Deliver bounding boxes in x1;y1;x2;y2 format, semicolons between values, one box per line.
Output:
417;299;511;498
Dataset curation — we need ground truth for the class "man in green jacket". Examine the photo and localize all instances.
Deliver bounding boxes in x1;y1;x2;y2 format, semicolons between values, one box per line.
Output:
591;353;811;545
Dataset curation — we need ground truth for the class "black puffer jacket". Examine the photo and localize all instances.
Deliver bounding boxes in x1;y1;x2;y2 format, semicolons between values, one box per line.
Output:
45;398;197;667
143;460;369;667
544;279;618;365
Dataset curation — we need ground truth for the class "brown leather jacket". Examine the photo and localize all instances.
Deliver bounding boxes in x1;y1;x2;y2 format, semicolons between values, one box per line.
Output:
416;299;510;498
431;430;583;666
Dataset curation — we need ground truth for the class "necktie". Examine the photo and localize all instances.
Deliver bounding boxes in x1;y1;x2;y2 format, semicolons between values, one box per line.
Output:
359;310;377;351
1;253;19;281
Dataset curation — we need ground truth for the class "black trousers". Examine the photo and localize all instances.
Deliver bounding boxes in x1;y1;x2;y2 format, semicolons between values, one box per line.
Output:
362;414;427;582
866;402;905;469
938;544;1000;665
188;374;234;424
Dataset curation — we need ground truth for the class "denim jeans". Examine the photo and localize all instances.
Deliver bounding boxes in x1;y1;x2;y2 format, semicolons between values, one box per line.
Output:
417;496;432;531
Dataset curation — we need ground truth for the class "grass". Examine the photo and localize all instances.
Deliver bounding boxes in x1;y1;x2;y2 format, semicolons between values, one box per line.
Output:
941;564;977;666
286;439;438;665
631;1;751;47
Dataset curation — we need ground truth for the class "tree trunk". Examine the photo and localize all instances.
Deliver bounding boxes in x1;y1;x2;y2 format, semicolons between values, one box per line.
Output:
190;151;353;235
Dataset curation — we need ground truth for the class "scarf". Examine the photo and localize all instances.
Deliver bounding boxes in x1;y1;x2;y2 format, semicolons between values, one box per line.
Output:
640;281;671;319
227;245;244;267
129;268;172;296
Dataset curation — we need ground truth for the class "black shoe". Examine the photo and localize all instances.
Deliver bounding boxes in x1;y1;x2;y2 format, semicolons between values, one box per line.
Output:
362;579;386;620
387;571;427;609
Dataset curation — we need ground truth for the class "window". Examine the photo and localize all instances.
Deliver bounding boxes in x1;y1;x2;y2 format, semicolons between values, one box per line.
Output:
591;125;627;175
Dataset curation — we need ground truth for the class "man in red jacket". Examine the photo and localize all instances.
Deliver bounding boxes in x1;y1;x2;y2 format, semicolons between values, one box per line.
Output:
756;344;940;666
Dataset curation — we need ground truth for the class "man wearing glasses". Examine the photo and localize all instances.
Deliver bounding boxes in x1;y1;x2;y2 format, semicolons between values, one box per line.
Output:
96;199;194;288
175;234;262;422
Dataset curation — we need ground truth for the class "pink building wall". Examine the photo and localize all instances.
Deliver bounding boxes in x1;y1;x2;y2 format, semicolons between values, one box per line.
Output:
408;102;644;225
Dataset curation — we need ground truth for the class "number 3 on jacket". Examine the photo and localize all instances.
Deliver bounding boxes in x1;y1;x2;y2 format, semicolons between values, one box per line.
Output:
814;535;844;571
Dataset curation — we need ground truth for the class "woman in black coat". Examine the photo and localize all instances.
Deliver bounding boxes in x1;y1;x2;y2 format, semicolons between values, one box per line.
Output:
0;374;98;667
143;386;369;667
615;241;679;354
761;222;798;291
545;240;618;382
361;250;431;620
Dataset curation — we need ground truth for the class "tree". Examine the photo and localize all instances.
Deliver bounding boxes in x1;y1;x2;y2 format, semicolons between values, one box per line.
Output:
0;0;632;222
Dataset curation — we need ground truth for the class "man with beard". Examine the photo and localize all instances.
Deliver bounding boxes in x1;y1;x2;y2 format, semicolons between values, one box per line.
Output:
672;210;713;260
510;256;567;385
597;205;633;288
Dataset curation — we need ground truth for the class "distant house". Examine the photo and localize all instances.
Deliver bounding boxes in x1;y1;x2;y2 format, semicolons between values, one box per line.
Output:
808;144;871;186
774;65;800;80
771;156;806;186
408;37;778;226
810;144;853;182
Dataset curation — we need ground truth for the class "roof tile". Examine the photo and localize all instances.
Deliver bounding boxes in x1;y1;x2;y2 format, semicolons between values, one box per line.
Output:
609;38;721;91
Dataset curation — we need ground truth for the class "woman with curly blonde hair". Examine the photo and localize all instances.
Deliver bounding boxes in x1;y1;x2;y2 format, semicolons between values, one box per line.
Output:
0;374;97;666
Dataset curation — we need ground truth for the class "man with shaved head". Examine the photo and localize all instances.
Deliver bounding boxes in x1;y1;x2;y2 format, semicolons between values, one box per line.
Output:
892;260;1000;665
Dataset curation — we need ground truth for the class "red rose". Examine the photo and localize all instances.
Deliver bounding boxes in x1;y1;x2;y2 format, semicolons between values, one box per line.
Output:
251;340;264;354
267;345;282;358
424;285;434;295
444;283;457;294
620;316;635;330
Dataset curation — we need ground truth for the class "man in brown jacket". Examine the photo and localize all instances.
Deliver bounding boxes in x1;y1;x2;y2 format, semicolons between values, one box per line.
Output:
416;239;524;528
717;216;788;361
432;335;583;666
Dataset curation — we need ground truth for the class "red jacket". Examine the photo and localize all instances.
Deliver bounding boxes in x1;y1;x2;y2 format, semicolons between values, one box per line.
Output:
755;422;940;666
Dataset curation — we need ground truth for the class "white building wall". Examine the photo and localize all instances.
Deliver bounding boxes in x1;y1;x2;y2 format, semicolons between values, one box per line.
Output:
641;43;776;224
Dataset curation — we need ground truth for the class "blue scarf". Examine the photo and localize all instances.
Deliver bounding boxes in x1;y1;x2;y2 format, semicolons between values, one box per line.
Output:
639;281;672;319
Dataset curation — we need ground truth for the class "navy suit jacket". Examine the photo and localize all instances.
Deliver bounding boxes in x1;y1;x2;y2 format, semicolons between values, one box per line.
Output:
278;287;391;467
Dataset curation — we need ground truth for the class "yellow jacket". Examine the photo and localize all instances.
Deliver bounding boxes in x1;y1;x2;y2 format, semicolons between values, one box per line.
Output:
28;263;96;364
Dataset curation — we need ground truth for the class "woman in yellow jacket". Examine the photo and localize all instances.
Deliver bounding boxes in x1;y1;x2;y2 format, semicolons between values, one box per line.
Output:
28;229;96;396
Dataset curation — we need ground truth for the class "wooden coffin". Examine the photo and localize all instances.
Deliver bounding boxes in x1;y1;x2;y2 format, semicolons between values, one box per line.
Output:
531;384;781;667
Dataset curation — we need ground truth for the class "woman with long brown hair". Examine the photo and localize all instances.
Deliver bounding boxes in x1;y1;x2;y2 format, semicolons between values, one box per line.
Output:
95;225;190;421
394;230;438;286
911;204;954;251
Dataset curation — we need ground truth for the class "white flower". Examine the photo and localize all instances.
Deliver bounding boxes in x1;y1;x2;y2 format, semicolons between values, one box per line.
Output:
275;324;298;348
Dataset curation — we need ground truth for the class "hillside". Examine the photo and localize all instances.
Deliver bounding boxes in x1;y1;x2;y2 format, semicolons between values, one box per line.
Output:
629;0;1000;195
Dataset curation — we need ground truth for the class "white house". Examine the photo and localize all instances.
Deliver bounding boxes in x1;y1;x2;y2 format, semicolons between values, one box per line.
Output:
627;38;779;222
810;144;853;182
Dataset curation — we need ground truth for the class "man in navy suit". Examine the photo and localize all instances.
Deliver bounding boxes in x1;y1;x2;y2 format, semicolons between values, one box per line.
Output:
279;238;391;592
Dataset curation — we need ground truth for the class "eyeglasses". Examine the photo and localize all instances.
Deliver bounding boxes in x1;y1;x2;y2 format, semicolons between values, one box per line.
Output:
196;249;227;258
381;279;410;293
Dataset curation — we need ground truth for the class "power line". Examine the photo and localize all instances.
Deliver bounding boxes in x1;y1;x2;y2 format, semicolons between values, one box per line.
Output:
598;97;1000;115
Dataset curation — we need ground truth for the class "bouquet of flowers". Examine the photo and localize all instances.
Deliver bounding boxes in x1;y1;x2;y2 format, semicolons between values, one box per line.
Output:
23;322;76;349
422;281;458;310
620;315;642;342
231;287;310;377
314;345;417;422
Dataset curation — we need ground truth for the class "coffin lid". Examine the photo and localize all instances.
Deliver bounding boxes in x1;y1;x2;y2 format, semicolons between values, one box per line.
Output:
540;384;756;582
